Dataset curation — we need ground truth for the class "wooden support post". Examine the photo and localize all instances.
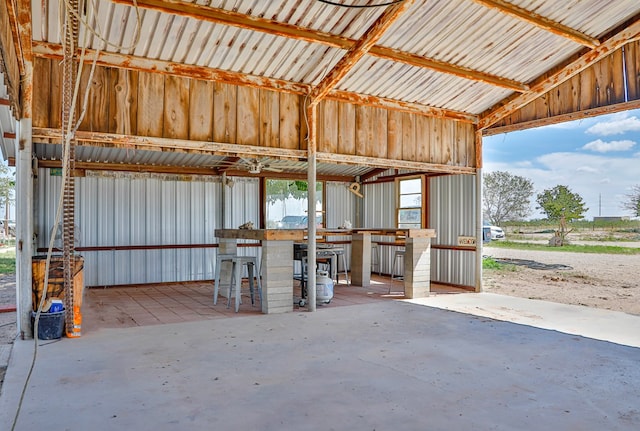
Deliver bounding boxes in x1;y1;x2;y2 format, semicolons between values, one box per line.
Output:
15;119;34;337
306;102;317;311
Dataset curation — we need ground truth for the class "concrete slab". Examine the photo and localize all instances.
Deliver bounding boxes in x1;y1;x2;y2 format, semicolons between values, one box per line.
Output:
408;293;640;348
1;298;639;430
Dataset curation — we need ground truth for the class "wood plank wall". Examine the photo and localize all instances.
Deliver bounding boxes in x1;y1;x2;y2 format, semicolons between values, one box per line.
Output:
0;0;21;116
487;44;633;130
32;58;476;168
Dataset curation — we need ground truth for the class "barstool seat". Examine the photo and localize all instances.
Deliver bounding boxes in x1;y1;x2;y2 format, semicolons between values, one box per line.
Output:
213;253;262;312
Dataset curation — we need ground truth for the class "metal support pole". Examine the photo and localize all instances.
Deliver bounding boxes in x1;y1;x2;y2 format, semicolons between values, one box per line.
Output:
475;168;483;293
306;103;317;311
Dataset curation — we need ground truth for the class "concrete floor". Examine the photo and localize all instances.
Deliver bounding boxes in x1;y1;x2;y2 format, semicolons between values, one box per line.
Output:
1;291;639;430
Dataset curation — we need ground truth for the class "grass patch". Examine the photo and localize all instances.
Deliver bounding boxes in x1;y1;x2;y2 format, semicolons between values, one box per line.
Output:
485;240;640;255
482;256;517;271
0;250;16;275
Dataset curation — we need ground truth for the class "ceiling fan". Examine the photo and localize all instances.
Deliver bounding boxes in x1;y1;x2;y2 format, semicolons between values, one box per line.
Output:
239;157;283;174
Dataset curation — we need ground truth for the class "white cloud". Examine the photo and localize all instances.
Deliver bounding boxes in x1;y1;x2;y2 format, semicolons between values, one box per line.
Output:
576;166;599;174
586;116;640;136
484;151;639;219
512;160;533;168
581;139;636;153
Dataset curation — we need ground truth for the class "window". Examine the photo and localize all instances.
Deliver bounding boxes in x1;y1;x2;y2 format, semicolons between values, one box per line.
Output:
397;177;422;228
265;179;323;229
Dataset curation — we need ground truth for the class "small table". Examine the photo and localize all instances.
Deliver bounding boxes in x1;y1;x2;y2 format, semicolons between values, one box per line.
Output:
215;229;305;314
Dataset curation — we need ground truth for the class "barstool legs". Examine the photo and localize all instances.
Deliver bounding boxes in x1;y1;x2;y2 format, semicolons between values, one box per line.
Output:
214;255;262;312
391;250;405;280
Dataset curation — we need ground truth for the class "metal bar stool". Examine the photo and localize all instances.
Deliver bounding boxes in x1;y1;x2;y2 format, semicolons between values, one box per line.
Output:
371;242;381;276
329;247;349;285
391;249;405;281
214;254;262;312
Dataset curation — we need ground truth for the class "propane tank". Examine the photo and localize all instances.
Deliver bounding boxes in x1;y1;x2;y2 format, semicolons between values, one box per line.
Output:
315;270;334;304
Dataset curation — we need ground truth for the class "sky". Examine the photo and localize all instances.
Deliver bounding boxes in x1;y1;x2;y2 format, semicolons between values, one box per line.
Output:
482;108;640;221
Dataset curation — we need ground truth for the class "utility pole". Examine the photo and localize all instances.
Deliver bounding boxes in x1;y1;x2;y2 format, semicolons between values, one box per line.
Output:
599;193;602;217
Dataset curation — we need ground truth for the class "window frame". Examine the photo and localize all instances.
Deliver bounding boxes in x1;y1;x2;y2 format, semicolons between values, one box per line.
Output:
263;178;325;229
396;176;424;229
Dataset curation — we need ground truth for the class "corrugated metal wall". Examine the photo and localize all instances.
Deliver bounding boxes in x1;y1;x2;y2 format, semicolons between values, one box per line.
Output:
325;182;356;270
325;182;355;229
36;169;235;286
363;179;399;275
35;172;360;286
34;169;476;287
429;174;477;287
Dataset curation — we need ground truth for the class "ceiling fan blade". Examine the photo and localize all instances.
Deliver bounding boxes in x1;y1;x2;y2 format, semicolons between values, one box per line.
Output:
264;166;283;172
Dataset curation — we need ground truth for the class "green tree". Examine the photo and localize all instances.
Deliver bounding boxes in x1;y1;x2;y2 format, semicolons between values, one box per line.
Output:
265;180;321;204
0;164;14;237
621;185;640;217
536;185;587;246
483;171;534;225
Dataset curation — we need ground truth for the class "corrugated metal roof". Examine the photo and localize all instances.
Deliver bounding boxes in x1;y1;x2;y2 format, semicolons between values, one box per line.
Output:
28;0;640;115
511;0;635;37
4;0;640;164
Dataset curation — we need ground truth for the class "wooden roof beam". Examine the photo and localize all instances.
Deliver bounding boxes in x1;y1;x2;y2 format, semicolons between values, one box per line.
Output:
371;46;529;92
32;128;309;160
483;99;640;136
217;156;241;173
316;152;475;175
36;156;353;182
471;0;600;48
37;159;219;176
479;17;640;130
360;168;387;182
32;41;477;123
113;0;527;93
309;0;414;106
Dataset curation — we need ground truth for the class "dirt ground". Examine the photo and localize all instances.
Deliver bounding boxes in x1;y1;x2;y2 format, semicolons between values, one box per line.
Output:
0;274;17;389
482;245;640;316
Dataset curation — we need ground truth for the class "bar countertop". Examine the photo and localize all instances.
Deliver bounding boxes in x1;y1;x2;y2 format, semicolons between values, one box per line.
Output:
216;228;435;241
215;229;306;241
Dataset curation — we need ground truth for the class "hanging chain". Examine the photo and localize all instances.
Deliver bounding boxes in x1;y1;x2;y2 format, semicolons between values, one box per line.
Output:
62;0;79;332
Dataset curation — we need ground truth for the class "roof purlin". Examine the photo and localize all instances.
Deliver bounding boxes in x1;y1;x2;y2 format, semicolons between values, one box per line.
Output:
470;0;600;48
112;0;528;93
